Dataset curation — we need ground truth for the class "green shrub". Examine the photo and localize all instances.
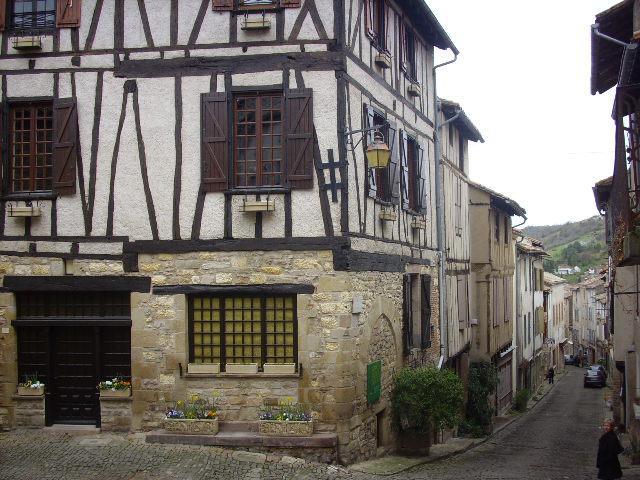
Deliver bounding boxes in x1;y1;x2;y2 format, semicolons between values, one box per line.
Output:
514;389;530;412
460;362;498;436
392;367;464;434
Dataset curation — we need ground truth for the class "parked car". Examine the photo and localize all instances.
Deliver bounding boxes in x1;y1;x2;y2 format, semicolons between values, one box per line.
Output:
564;354;578;366
584;368;606;388
588;364;608;379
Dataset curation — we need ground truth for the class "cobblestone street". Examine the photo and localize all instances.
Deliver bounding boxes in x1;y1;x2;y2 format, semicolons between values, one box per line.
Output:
0;367;637;480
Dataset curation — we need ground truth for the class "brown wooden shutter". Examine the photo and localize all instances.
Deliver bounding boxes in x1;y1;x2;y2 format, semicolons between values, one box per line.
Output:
212;0;233;11
201;92;229;193
0;0;6;31
52;98;78;196
56;0;82;28
420;274;431;348
417;142;428;214
400;22;407;73
403;273;412;353
0;103;3;193
387;120;400;205
399;129;409;209
365;0;375;39
280;0;300;7
285;88;314;189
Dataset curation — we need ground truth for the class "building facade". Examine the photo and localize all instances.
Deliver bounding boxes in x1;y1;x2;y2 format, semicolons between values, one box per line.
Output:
0;0;488;464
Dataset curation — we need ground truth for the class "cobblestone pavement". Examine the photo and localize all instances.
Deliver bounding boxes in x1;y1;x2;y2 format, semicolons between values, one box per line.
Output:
397;366;640;480
0;367;635;480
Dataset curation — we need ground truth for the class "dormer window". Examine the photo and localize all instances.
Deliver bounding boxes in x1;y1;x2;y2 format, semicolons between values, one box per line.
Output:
11;0;56;33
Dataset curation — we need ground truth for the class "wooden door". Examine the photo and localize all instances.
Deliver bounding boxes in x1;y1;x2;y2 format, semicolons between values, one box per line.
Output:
50;326;97;424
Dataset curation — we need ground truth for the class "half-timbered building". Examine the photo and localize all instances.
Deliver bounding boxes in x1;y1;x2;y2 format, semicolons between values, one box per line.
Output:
0;0;476;463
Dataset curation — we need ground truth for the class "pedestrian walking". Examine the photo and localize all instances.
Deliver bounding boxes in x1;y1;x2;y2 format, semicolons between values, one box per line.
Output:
547;366;555;384
597;419;624;480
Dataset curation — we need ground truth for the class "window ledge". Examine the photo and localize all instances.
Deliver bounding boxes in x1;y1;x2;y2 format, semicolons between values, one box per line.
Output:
3;192;56;202
226;187;291;195
185;372;301;379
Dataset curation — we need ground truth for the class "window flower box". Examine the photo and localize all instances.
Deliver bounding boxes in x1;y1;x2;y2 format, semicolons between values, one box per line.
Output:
12;35;42;50
259;419;313;436
263;363;296;375
240;198;276;213
100;387;131;398
225;363;258;374
17;386;44;396
411;218;426;230
7;204;42;217
407;83;422;97
187;363;220;374
164;417;219;435
374;51;392;69
98;377;131;397
165;394;219;434
379;207;397;222
241;17;272;30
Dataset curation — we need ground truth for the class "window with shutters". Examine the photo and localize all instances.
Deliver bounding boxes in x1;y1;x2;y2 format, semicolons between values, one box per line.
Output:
458;136;465;172
365;0;387;52
10;0;56;33
454;178;462;237
9;103;53;193
457;275;468;328
504;275;512;323
189;295;297;370
5;98;78;196
213;0;300;11
233;93;283;188
404;136;419;211
494;213;500;245
399;23;416;81
403;274;432;352
504;217;510;244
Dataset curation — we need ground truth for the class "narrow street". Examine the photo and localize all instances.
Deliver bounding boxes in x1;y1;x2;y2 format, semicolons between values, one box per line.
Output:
0;367;636;480
398;366;637;480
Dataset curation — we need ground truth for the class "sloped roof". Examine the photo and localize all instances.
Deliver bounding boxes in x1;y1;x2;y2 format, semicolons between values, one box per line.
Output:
514;231;547;256
397;0;458;54
469;181;526;217
591;0;633;95
440;99;484;143
593;176;613;212
544;272;567;286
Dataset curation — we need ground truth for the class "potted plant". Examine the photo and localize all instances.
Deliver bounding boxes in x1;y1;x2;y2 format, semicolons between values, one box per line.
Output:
258;398;314;436
392;367;464;456
164;394;219;435
98;377;131;398
17;374;45;396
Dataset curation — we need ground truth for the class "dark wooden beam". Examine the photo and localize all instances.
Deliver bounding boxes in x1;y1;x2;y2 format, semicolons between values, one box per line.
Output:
3;275;151;292
153;283;315;296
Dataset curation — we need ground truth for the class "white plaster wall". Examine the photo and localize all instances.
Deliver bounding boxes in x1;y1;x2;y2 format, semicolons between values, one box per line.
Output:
261;194;286;238
7;74;53;98
197;10;231;45
146;0;172;47
92;73;127;236
28;201;53;236
232;71;282;86
91;0;115;51
177;0;203;46
137;77;177;239
180;76;212;240
79;0;97;49
3;214;24;236
199;195;225;240
7;36;54;55
124;0;149;49
296;14;319;41
112;93;154;240
59;28;73;52
231;196;254;239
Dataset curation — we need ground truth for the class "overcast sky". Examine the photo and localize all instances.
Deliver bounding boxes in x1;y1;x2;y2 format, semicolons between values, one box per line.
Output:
427;0;617;227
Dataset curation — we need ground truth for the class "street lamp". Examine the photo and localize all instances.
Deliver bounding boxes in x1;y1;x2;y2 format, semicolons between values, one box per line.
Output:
344;126;392;169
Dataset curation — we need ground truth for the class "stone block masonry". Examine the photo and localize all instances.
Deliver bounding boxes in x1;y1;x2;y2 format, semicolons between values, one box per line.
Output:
100;397;133;432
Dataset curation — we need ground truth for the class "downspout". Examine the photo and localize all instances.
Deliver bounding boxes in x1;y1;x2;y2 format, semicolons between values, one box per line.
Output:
433;50;458;364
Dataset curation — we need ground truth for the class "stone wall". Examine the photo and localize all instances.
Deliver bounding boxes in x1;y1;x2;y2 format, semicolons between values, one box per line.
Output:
100;397;132;432
0;250;441;464
13;395;45;428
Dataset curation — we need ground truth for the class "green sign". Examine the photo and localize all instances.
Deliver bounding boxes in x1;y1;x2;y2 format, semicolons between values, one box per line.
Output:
367;360;382;404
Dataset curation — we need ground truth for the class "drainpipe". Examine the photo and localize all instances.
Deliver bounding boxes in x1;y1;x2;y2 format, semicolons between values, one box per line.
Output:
432;50;458;363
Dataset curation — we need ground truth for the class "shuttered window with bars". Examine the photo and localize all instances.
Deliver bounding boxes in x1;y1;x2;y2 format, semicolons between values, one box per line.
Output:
189;295;297;370
6;98;78;195
0;0;82;32
201;89;313;192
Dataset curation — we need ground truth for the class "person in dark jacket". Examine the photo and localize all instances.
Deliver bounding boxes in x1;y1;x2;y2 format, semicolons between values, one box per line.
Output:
547;366;555;384
597;419;624;480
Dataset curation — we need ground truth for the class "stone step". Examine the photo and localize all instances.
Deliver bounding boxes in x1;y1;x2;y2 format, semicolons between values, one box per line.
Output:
45;424;101;435
146;429;337;448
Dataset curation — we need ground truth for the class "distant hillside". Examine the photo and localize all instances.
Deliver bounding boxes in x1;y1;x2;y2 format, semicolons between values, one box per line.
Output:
523;216;605;249
523;216;607;282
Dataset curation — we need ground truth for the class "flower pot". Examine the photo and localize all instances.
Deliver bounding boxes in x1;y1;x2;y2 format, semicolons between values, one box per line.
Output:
17;386;44;396
263;363;296;375
225;363;258;374
379;208;397;222
259;420;313;436
99;388;131;398
407;83;422;97
398;430;431;456
164;417;219;435
187;363;220;374
374;51;392;69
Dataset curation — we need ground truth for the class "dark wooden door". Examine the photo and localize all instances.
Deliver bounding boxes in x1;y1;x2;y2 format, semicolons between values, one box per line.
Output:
50;327;97;424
